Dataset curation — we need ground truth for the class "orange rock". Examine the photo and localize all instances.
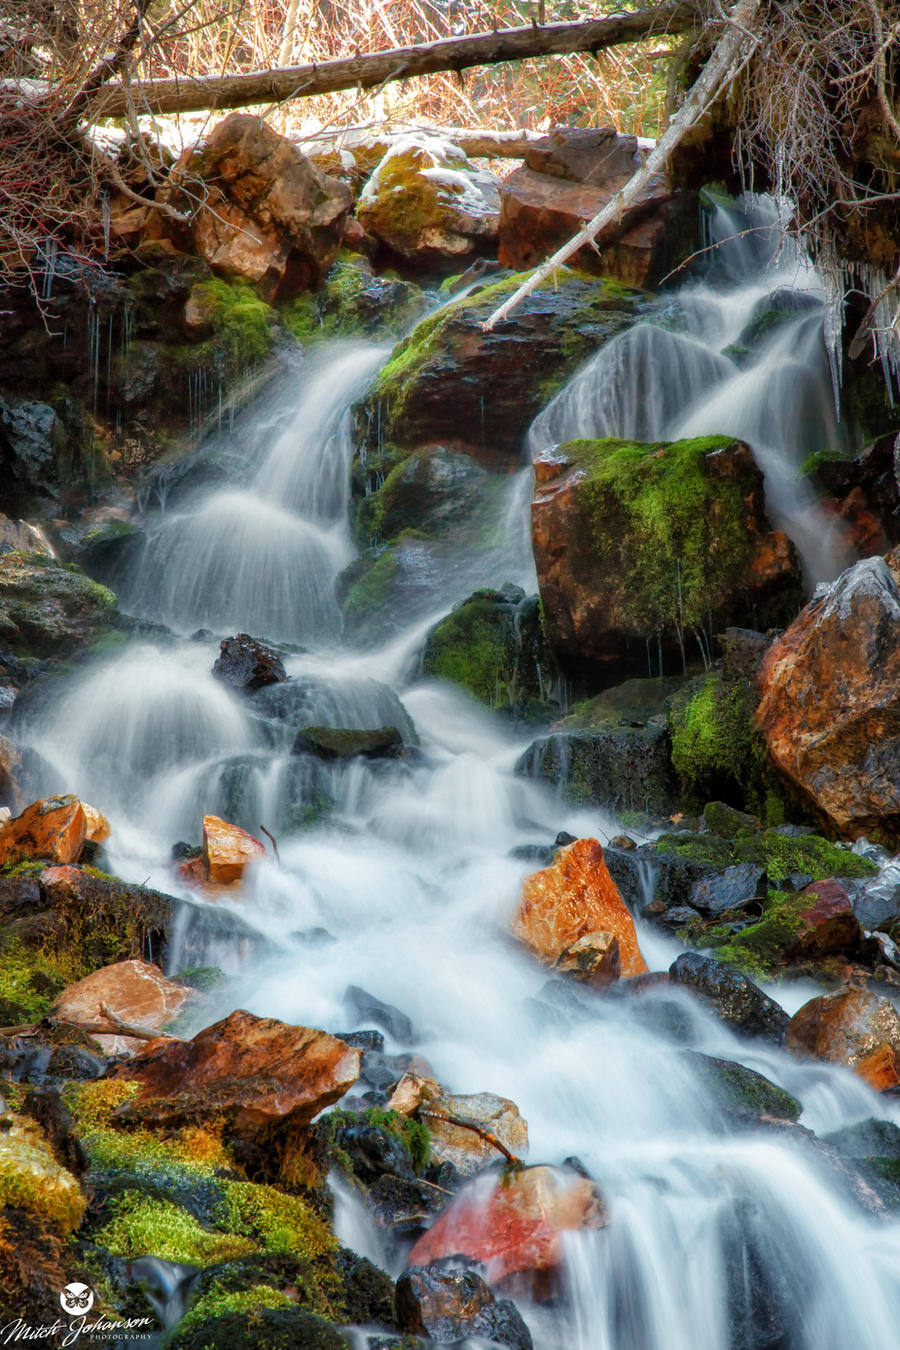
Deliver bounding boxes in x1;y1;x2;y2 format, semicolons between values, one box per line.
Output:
0;794;86;866
81;802;110;844
202;814;266;885
408;1164;606;1298
785;987;900;1089
555;930;621;988
52;959;198;1056
512;838;647;978
108;1008;361;1137
854;1043;900;1092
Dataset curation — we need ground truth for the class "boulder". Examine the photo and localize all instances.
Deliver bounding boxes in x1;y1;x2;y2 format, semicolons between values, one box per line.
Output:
357;134;500;261
355;271;645;476
387;1073;529;1177
202;814;267;885
0;514;55;558
682;1050;801;1121
408;1164;606;1298
532;438;802;681
52;959;198;1056
212;633;287;691
0;553;117;659
792;879;861;958
499;127;678;287
785;987;900;1090
396;1265;532;1350
668;952;789;1044
690;864;766;916
0;399;66;498
0;795;86;867
355;445;488;547
756;552;900;843
293;726;405;760
109;1009;361;1136
512;837;648;979
176;113;353;297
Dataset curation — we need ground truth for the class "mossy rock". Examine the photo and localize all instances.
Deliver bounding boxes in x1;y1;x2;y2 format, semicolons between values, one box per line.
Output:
653;827;878;883
281;256;428;344
667;670;799;824
354;445;488;548
0;553;118;660
355;270;647;470
422;589;559;714
0;1110;86;1236
167;1307;348;1350
682;1050;801;1120
533;436;803;680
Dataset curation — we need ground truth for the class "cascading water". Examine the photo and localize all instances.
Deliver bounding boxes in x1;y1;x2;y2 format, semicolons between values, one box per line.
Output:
527;195;854;585
15;210;900;1347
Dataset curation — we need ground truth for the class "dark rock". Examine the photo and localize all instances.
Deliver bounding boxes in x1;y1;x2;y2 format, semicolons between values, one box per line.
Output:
690;864;766;916
609;834;636;850
336;1029;385;1053
660;905;703;926
780;872;815;893
0;554;118;660
720;627;772;678
167;1308;348;1350
293;725;405;759
346;985;415;1043
335;1122;416;1184
703;801;760;837
355;445;488;547
555;831;578;848
823;1117;900;1160
605;845;714;915
367;1173;446;1236
793;878;861;958
212;633;287;691
0;398;66;497
682;1050;801;1121
396;1265;532;1350
20;1086;88;1175
518;721;675;816
668;952;790;1044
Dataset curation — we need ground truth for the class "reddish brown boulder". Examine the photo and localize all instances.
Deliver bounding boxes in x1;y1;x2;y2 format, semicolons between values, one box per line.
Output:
793;880;861;958
171;114;352;297
756;553;900;843
532;439;801;681
408;1164;606;1298
52;959;197;1056
0;795;86;867
786;987;900;1089
512;837;647;978
202;814;266;885
109;1009;361;1135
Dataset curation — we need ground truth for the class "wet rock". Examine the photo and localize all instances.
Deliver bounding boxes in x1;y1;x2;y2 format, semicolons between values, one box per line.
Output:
532;438;801;683
690;864;766;916
0;514;55;559
52;959;198;1056
19;1086;87;1176
792;879;862;957
173;113;353;297
0;397;66;497
609;834;636;850
0;794;86;866
334;1120;417;1183
110;1009;361;1137
668;952;789;1044
499;127;682;288
703;801;761;837
682;1050;801;1121
605;843;715;916
346;986;415;1044
756;552;900;844
355;445;489;548
253;672;418;748
212;633;287;691
167;1308;349;1350
823;1117;900;1161
786;987;900;1089
356;273;644;472
0;553;118;659
388;1074;529;1177
358;134;500;262
290;255;429;343
423;590;560;715
408;1164;607;1299
294;725;406;759
555;930;621;988
202;813;267;885
396;1264;532;1349
512;837;648;979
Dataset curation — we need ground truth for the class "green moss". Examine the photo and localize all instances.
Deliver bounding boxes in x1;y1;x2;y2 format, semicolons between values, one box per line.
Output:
94;1192;256;1265
326;1107;430;1176
341;546;399;631
173;1286;295;1342
799;447;852;478
0;1114;86;1235
656;826;878;882
0;938;82;1022
714;891;808;977
423;598;517;706
190;279;273;365
217;1181;336;1259
687;1052;801;1119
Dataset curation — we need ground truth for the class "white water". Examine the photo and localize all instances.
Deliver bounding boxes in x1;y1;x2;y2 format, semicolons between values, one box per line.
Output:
15;217;900;1346
527;195;853;585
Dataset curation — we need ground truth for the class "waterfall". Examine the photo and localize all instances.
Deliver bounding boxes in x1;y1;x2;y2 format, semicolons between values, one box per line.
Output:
13;208;900;1348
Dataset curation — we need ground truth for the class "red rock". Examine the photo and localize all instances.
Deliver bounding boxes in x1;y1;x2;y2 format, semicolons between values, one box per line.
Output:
785;987;900;1089
855;1043;900;1092
408;1164;607;1298
202;814;266;885
512;837;648;978
0;795;86;866
176;855;207;887
109;1008;361;1135
756;552;900;842
52;959;198;1056
793;879;861;958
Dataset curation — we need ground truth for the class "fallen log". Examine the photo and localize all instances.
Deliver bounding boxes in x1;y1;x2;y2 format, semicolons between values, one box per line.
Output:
91;4;698;119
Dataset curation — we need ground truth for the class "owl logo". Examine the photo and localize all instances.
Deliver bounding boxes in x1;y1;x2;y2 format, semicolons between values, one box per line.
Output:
60;1282;94;1315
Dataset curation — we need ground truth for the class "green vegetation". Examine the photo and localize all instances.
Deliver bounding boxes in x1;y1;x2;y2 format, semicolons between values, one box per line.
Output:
326;1107;431;1176
189;278;274;365
423;595;519;706
0;1114;86;1235
655;826;878;882
710;890;810;978
95;1192;256;1264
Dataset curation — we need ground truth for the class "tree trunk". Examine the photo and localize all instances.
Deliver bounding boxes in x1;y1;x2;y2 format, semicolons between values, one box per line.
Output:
92;3;699;119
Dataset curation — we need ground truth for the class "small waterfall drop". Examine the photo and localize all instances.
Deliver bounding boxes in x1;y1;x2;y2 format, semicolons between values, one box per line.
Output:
528;195;853;584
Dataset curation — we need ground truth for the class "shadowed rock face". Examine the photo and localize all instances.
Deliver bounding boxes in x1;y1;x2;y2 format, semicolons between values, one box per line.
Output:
110;1009;361;1136
757;550;900;844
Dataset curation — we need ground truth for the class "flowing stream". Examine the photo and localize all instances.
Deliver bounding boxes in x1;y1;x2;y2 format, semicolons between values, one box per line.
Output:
14;203;900;1346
